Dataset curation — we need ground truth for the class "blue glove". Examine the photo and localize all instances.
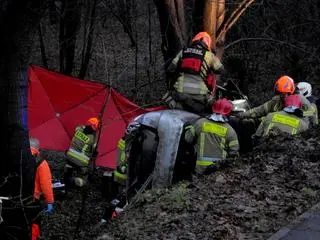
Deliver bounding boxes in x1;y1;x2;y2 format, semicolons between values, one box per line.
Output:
45;204;53;214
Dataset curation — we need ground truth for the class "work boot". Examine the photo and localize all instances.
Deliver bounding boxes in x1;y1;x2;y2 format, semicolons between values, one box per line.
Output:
64;164;74;191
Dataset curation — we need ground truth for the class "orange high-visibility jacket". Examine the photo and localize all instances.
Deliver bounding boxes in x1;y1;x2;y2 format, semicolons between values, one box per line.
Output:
33;160;54;204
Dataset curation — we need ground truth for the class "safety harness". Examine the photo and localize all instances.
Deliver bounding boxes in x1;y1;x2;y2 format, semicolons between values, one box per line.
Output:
178;46;216;92
180;47;207;76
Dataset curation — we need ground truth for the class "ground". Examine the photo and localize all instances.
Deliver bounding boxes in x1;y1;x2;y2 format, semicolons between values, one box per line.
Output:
41;126;320;240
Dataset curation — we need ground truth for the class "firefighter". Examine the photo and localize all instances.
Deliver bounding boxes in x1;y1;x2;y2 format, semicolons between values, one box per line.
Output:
162;31;224;115
113;137;128;186
184;98;239;174
29;138;54;240
238;76;312;121
254;94;309;138
64;117;99;188
297;81;318;126
112;121;142;188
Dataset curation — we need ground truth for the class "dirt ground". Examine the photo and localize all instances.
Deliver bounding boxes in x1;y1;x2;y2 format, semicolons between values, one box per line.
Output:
41;126;320;240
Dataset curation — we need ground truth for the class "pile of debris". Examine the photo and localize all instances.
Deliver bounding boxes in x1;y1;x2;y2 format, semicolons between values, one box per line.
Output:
42;126;320;240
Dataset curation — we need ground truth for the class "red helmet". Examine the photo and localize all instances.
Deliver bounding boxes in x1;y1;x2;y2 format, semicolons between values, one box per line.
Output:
284;94;302;108
212;98;233;116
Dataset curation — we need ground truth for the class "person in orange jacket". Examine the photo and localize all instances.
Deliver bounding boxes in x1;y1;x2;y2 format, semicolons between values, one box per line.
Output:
29;137;54;240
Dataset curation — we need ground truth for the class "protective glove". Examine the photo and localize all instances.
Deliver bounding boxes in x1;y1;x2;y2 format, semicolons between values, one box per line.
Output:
45;204;53;214
234;112;246;119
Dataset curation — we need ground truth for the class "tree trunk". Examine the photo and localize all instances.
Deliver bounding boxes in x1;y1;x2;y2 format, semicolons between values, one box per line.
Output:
203;0;225;84
39;22;48;68
190;0;204;34
110;0;136;47
215;0;225;60
154;0;188;62
59;0;80;75
78;0;97;79
0;0;47;238
203;0;218;49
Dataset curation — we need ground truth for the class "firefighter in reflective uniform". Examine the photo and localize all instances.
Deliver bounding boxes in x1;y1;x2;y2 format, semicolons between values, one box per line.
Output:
185;98;239;174
238;76;312;123
297;82;318;126
254;94;309;138
113;137;128;185
112;120;144;189
100;136;130;223
64;117;99;188
163;32;224;114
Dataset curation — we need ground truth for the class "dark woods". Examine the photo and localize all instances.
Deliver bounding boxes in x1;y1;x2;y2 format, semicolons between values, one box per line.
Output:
0;0;320;239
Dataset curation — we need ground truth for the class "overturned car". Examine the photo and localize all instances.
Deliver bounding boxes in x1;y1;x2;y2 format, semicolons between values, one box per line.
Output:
101;88;256;220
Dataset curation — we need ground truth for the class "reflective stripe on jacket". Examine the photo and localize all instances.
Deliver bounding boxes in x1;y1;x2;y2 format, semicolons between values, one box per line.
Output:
303;102;318;127
66;125;96;167
169;48;223;95
117;138;126;164
33;160;54;204
193;118;239;168
255;111;309;137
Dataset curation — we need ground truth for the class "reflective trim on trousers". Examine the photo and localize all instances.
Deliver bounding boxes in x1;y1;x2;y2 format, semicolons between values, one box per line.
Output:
196;157;222;166
67;149;90;166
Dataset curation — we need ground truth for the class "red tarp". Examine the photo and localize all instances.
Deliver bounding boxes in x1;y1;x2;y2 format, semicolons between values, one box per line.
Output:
28;65;165;169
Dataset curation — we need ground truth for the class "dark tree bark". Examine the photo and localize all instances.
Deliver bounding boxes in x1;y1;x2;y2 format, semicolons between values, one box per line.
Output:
39;22;48;68
59;0;80;75
0;0;47;238
106;0;136;47
153;0;188;62
49;0;58;25
191;0;204;34
78;0;97;79
0;0;47;192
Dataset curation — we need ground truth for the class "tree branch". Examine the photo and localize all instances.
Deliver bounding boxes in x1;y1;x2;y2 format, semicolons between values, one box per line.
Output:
225;37;314;54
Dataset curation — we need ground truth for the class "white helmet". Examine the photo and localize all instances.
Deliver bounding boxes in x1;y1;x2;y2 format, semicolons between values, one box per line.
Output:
29;137;40;149
297;82;312;98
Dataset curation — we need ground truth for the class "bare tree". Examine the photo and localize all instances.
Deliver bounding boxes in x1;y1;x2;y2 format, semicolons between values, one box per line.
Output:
0;0;48;239
153;0;254;88
78;0;98;79
58;0;81;75
104;0;137;47
153;0;189;62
